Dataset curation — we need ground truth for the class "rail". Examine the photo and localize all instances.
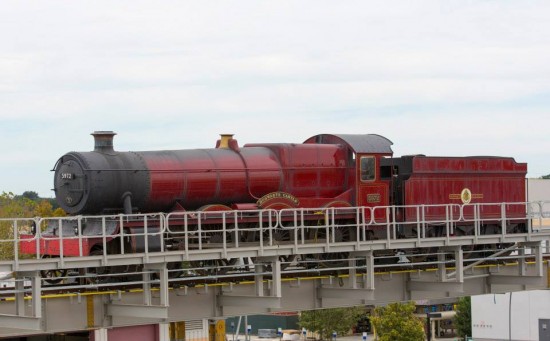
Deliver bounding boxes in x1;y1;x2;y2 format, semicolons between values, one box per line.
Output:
0;201;549;272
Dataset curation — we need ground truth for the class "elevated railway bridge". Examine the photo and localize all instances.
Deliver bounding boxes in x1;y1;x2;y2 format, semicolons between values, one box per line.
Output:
0;201;549;339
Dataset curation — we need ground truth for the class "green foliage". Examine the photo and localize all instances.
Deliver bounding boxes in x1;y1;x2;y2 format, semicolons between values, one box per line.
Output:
542;174;550;179
299;307;364;340
0;191;66;260
370;302;425;341
454;296;471;338
21;191;39;201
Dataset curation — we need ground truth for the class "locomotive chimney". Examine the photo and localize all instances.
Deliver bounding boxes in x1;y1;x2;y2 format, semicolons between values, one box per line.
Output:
218;134;233;149
216;134;240;151
218;134;234;149
92;131;117;153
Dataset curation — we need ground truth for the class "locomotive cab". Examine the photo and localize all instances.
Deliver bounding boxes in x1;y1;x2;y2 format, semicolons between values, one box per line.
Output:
303;133;394;214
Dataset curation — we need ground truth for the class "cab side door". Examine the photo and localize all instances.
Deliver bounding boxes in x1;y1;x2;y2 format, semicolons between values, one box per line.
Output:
356;154;389;215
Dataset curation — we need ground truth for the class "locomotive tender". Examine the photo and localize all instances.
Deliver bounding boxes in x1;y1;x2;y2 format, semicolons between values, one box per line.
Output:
21;131;527;263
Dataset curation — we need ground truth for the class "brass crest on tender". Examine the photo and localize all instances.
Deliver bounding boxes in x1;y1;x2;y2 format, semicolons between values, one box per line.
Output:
449;188;483;204
461;188;472;204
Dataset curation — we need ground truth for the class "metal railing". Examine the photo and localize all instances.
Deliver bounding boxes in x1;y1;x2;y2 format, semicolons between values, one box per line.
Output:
1;201;550;267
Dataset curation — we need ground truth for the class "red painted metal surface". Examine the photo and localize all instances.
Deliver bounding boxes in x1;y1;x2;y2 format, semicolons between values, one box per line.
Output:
19;134;530;259
140;142;353;212
19;234;94;256
90;324;159;341
403;156;527;221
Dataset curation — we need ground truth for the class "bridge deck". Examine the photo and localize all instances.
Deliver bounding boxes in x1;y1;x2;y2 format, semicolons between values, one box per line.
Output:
0;201;548;336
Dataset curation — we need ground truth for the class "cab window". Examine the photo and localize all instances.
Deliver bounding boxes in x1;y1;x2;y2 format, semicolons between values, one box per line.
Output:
360;156;376;181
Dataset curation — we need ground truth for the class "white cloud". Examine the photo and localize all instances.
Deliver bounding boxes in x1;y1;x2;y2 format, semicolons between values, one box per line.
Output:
1;0;550;196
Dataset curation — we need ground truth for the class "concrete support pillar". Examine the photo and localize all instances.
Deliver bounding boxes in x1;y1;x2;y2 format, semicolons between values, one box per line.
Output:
16;271;42;319
348;258;357;289
534;242;544;277
143;269;152;306
158;323;170;341
15;275;25;317
519;247;527;276
271;257;282;297
94;328;109;341
255;264;264;297
365;251;375;290
454;247;464;283
437;251;446;282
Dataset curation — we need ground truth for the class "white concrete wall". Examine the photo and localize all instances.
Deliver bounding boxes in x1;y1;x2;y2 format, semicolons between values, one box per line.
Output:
472;290;550;341
527;178;550;202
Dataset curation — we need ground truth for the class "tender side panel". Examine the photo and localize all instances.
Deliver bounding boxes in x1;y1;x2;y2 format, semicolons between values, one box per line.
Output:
403;157;527;221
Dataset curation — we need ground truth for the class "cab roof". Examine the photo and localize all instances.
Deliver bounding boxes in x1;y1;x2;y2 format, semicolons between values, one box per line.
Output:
304;134;393;154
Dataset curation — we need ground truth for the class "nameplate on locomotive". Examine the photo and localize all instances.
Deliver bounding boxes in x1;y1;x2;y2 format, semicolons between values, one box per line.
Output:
367;193;381;203
257;192;300;208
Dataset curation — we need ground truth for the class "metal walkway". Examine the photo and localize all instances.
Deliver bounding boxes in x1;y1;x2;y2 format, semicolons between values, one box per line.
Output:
0;201;548;337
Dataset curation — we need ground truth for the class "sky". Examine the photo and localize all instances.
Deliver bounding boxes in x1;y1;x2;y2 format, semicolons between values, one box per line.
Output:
1;1;549;198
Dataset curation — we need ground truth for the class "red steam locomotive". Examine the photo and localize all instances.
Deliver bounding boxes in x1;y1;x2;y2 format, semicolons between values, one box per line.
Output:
20;131;527;268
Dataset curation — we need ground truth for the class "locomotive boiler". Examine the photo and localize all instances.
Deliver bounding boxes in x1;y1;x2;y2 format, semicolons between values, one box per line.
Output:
21;131;527;281
55;131;368;215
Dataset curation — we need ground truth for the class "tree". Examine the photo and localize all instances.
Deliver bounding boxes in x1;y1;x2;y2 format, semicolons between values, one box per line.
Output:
454;296;471;338
0;192;66;260
370;302;425;341
299;307;364;340
541;174;550;179
21;191;39;201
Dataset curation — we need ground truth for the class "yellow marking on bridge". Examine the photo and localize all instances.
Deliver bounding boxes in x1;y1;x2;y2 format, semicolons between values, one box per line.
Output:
2;260;546;301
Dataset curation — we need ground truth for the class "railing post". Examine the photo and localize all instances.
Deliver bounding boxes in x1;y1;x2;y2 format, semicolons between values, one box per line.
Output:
361;208;366;242
184;214;189;259
13;220;19;270
259;211;264;256
78;217;84;257
144;215;149;261
416;206;421;246
421;205;426;239
445;205;450;245
473;205;479;244
59;219;65;267
233;211;239;249
501;203;507;239
198;212;202;251
391;206;397;240
222;213;227;258
159;214;165;252
299;209;304;246
355;207;361;247
386;207;391;248
101;216;107;262
325;209;330;252
118;215;125;256
35;217;41;260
